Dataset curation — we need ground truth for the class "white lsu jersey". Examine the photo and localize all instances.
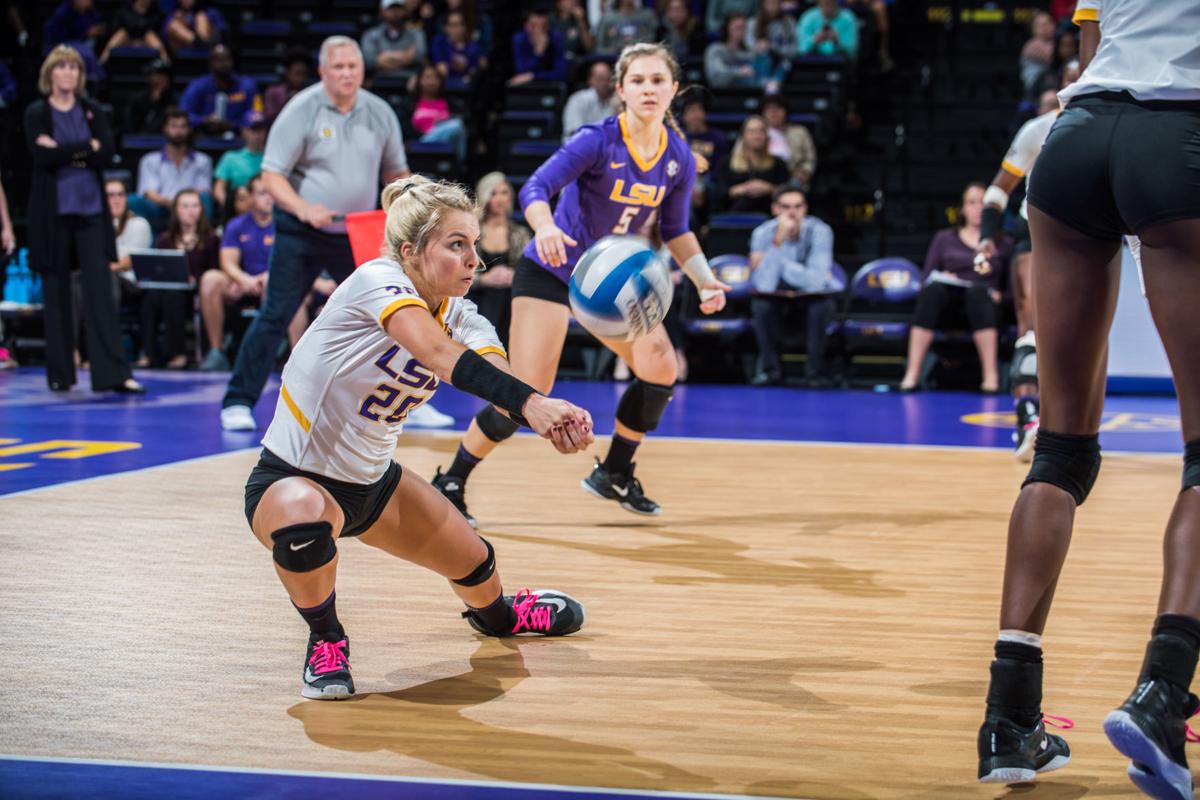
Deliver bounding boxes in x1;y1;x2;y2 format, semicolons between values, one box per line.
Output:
1000;109;1058;219
1062;0;1200;104
262;258;505;484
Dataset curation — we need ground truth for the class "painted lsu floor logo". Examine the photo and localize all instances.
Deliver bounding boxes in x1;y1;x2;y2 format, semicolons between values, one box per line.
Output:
961;411;1180;433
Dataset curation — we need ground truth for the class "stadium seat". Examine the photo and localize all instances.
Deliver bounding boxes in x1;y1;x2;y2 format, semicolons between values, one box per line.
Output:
838;257;923;385
499;110;558;142
504;82;566;113
405;141;460;180
679;254;757;381
706;213;767;257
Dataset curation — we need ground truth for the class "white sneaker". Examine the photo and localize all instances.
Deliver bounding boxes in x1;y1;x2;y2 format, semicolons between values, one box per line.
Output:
405;403;454;428
221;404;257;431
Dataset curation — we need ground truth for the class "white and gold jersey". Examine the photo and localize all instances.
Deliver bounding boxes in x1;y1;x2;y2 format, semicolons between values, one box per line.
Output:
1001;109;1058;219
262;258;504;484
1062;0;1200;104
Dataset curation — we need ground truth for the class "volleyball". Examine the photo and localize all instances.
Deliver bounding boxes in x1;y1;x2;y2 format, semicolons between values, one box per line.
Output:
568;236;673;341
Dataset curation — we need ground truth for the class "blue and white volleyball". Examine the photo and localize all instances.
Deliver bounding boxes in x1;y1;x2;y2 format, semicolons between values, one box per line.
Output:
568;236;672;341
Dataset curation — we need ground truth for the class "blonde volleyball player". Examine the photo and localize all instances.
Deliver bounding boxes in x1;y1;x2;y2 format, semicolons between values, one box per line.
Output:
244;176;593;700
432;43;730;525
977;1;1200;796
977;61;1081;461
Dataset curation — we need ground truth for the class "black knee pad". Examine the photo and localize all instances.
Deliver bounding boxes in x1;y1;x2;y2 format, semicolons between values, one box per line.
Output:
1022;431;1101;505
1183;439;1200;490
1010;342;1038;389
271;521;336;572
615;379;674;433
475;405;520;443
452;537;496;586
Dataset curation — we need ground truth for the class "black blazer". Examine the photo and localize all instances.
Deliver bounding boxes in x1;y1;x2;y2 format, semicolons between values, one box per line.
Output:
24;96;118;274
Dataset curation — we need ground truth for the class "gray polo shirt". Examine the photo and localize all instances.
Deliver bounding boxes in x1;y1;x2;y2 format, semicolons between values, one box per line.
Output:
262;82;407;233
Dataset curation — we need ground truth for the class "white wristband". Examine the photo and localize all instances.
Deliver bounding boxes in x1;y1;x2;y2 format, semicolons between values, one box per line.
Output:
682;253;715;290
983;185;1010;210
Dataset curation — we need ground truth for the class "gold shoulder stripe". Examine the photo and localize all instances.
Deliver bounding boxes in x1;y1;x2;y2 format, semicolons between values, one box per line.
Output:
380;296;429;327
1073;7;1099;24
280;384;311;433
475;345;508;359
1001;159;1026;178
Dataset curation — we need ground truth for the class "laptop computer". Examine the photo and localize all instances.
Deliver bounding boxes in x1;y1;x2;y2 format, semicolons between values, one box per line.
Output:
129;248;191;290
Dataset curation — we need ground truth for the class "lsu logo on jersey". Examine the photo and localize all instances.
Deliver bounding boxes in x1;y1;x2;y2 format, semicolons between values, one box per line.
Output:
609;179;665;208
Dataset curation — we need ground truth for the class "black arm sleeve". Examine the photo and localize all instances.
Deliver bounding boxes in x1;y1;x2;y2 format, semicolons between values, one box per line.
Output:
450;349;538;420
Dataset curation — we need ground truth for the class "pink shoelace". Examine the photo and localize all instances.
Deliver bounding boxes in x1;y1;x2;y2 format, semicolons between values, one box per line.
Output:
511;589;552;634
1189;703;1200;744
1043;714;1074;730
309;639;349;676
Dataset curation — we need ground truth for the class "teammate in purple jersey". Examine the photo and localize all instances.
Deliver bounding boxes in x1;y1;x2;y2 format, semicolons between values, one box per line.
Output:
433;42;730;526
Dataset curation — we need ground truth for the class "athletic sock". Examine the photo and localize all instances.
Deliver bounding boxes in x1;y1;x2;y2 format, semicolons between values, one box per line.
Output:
987;640;1044;728
1015;397;1039;426
603;433;640;477
470;592;516;633
1139;613;1200;691
446;444;482;482
294;591;343;638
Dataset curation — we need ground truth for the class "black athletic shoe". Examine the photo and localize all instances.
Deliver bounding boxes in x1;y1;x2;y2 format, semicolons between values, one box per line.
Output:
1104;679;1199;800
581;460;661;516
462;588;586;636
977;713;1072;783
302;631;354;700
432;467;477;528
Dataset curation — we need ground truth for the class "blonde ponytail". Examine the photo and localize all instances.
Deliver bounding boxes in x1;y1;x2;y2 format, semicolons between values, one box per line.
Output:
381;175;476;265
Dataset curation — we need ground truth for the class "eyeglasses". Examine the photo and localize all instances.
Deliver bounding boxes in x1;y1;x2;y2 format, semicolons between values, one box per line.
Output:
106;191;126;198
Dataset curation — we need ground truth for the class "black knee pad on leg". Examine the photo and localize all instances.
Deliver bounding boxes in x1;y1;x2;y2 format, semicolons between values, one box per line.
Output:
1183;439;1200;490
271;521;336;572
453;537;496;586
615;379;674;433
1022;431;1101;505
475;405;520;443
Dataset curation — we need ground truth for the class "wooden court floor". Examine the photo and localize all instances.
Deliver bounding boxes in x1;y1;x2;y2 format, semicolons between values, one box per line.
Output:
0;434;1185;799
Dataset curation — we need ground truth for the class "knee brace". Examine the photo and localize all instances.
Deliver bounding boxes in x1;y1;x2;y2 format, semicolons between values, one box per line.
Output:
1010;332;1038;389
452;537;496;586
1183;439;1200;490
1022;431;1101;505
475;405;520;443
271;521;336;572
615;379;674;433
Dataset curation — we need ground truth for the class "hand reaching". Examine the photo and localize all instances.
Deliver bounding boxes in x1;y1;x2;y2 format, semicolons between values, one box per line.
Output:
521;395;594;454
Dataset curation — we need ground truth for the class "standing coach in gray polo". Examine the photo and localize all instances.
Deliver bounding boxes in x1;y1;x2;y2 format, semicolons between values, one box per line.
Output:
220;36;409;431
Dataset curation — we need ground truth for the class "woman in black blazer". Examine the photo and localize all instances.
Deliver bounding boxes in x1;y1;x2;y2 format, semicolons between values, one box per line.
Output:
26;45;144;394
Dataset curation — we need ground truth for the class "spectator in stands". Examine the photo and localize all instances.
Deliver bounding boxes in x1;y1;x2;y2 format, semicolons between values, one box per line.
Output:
681;95;727;227
748;0;798;60
26;44;143;394
509;8;567;85
198;173;279;371
405;63;467;160
551;0;594;59
164;0;217;54
361;0;426;78
719;115;789;215
213;109;266;215
844;0;893;68
430;10;486;88
180;44;259;135
657;0;706;61
228;183;252;222
748;184;840;386
470;171;530;345
761;95;817;190
562;59;616;141
441;0;492;57
100;0;166;64
105;177;151;304
134;107;213;230
899;182;1012;393
140;188;218;368
705;0;756;36
264;50;311;124
43;1;104;54
123;58;176;134
705;15;782;92
1019;11;1055;95
220;35;410;432
594;0;657;56
797;0;859;61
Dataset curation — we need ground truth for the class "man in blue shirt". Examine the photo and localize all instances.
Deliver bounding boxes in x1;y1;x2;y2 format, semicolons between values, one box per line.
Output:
748;184;842;386
181;44;260;135
509;8;566;85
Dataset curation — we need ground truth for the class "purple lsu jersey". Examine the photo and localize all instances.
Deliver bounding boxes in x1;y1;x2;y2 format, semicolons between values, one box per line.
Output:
519;115;696;283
